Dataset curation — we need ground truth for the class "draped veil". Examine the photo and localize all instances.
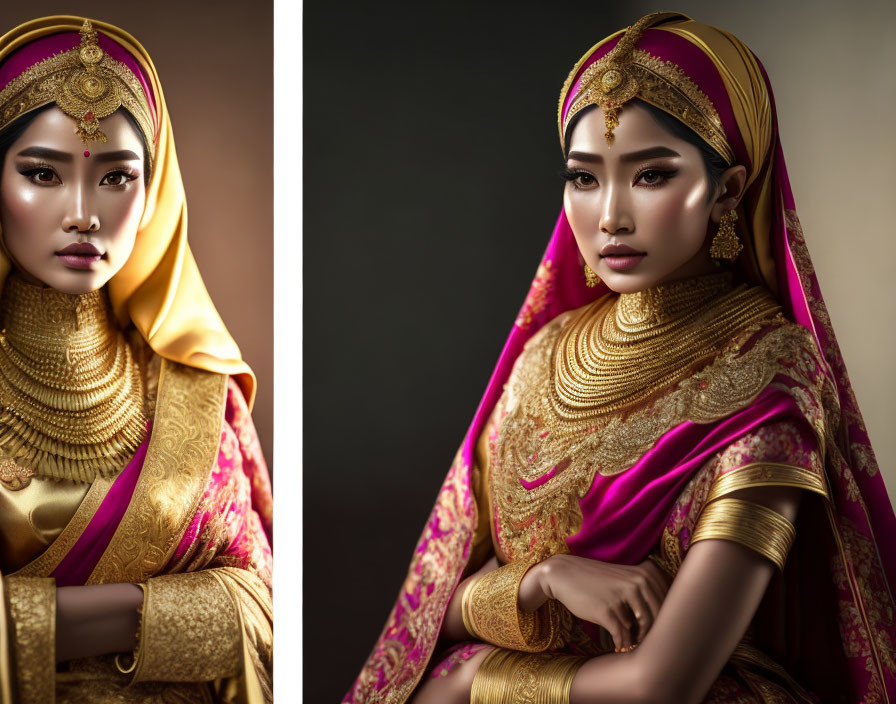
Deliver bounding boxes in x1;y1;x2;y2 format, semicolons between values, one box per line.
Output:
346;12;896;703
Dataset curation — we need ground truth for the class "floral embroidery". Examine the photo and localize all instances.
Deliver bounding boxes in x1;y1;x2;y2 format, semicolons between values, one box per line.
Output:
515;260;555;330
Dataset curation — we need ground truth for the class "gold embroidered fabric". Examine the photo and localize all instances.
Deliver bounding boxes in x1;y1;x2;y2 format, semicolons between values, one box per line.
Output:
0;20;154;162
0;274;147;483
691;497;796;571
464;560;570;653
491;272;815;561
471;648;586;704
87;359;227;585
132;571;241;683
5;577;55;704
0;476;89;573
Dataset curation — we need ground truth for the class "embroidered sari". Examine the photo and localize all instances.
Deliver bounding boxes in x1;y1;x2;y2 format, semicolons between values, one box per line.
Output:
0;17;273;704
345;12;896;704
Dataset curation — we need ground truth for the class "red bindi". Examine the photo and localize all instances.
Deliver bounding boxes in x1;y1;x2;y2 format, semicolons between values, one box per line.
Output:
83;150;90;157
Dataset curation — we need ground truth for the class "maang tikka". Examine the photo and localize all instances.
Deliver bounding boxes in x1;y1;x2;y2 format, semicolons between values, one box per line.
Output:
709;209;742;261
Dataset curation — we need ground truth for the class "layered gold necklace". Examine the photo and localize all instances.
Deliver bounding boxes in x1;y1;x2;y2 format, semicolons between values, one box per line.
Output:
548;271;780;436
0;274;147;483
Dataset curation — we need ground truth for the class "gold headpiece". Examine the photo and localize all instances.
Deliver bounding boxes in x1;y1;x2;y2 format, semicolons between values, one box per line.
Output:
559;13;734;164
0;20;155;162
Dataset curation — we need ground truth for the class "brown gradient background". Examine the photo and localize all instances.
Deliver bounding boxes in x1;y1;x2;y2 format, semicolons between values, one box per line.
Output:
0;3;274;468
306;0;896;699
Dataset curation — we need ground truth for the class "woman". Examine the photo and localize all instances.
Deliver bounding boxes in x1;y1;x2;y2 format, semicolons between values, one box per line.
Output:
0;16;272;703
345;12;896;704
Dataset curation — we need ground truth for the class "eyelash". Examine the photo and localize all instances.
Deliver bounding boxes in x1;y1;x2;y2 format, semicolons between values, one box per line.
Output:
17;163;138;187
559;166;678;190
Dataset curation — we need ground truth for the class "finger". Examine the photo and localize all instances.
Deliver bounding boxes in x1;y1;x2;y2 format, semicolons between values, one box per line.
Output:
610;604;635;650
626;589;653;642
598;609;628;652
639;576;665;623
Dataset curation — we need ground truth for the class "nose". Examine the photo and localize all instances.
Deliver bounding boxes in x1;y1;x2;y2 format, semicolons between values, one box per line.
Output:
599;184;634;235
61;185;100;234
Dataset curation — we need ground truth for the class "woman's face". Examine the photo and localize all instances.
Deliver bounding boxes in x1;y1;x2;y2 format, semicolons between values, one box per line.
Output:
563;101;745;294
0;106;146;295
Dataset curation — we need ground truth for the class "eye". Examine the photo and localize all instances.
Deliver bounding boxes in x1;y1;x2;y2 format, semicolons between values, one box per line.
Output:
20;166;61;186
635;168;677;188
100;170;137;187
560;166;597;190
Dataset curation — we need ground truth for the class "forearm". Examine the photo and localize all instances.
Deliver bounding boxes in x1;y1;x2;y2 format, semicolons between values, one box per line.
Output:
55;583;143;663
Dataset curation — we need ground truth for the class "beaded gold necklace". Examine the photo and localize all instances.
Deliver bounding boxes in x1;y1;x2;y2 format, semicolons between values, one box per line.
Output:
0;274;147;483
548;271;781;437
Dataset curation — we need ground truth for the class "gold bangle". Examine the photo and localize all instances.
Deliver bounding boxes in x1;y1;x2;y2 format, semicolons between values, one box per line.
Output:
467;560;569;652
691;497;796;571
470;648;586;704
114;653;137;674
115;582;147;677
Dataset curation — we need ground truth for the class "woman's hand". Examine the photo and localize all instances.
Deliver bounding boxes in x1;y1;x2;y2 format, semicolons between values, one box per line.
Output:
521;555;672;652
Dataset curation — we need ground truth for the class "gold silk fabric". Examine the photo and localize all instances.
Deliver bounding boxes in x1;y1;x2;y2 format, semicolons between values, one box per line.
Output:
0;478;88;573
0;17;256;407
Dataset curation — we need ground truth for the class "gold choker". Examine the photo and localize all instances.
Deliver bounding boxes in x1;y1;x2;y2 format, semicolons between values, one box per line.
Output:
0;275;147;483
550;272;780;429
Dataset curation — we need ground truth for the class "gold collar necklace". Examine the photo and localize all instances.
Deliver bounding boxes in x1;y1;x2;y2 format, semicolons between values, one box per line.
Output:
0;274;147;483
551;271;781;428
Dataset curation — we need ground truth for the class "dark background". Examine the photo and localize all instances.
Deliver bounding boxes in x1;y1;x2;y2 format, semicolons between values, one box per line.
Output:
304;2;629;699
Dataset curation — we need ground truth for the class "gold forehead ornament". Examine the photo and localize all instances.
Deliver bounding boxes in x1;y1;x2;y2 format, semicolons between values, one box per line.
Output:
559;13;734;164
0;20;155;162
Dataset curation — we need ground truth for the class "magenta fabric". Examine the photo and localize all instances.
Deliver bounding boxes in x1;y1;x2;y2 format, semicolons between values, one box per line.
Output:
0;30;158;136
52;422;151;587
568;387;805;563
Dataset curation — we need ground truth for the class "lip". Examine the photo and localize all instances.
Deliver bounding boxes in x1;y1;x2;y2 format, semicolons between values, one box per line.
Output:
56;242;103;256
600;243;645;256
55;242;105;271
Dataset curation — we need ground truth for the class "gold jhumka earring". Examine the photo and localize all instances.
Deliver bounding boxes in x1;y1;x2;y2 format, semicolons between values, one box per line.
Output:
583;264;600;288
709;209;742;261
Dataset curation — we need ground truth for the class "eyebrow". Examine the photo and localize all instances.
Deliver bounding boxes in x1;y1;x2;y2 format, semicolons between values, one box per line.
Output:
15;147;142;163
567;146;681;164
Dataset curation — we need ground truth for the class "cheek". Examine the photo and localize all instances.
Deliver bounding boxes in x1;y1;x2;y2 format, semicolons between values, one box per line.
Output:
639;181;710;245
102;189;145;258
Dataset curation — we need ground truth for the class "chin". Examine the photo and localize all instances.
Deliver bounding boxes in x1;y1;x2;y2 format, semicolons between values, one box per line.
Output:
29;267;109;295
599;271;664;294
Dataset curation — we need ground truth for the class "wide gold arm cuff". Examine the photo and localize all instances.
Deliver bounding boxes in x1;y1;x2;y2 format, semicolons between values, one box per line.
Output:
471;648;586;704
463;560;570;652
131;571;241;684
706;462;828;505
691;497;796;571
5;577;55;704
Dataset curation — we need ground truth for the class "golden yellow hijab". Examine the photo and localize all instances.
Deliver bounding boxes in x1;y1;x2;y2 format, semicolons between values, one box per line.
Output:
0;16;256;408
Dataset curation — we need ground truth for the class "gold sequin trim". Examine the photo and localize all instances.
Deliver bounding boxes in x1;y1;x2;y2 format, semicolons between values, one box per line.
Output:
5;577;55;704
691;497;796;571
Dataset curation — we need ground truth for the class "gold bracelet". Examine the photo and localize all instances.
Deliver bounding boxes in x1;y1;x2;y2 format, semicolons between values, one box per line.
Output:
114;582;147;677
470;648;586;704
691;497;796;571
467;560;569;652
